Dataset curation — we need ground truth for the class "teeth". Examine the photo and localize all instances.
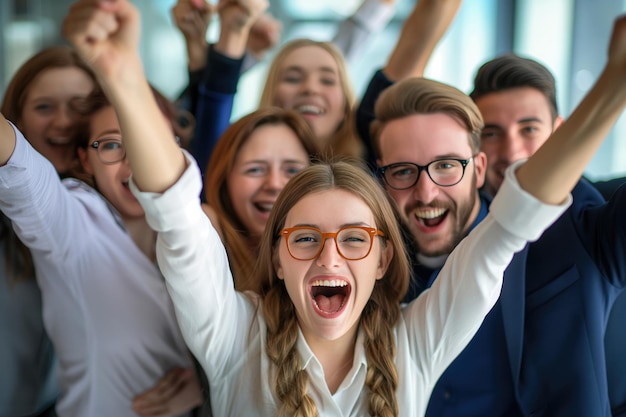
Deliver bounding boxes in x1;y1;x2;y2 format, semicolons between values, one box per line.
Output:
295;105;324;115
415;208;446;219
311;279;348;287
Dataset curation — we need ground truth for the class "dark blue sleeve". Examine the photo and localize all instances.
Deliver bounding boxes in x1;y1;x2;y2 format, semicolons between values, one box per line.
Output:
190;44;243;182
355;69;394;171
574;179;626;286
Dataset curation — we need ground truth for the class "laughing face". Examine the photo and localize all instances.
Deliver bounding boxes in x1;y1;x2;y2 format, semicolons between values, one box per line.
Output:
78;106;145;220
18;67;94;174
275;189;391;345
226;123;310;240
378;113;486;257
271;45;347;146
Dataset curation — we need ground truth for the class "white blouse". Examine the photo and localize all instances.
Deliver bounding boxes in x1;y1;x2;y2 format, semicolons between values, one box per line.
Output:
132;152;569;417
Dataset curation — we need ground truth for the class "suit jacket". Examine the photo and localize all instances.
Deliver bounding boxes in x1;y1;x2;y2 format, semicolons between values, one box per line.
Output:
501;179;625;416
356;70;626;416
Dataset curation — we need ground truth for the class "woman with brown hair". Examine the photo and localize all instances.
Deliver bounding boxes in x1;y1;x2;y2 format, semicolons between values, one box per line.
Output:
203;106;320;293
0;45;96;417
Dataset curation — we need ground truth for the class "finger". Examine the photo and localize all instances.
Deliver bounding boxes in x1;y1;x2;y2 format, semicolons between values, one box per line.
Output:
154;368;188;399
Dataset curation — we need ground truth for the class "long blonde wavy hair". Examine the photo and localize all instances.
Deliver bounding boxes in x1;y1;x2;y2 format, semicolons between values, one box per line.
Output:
254;160;410;416
259;39;363;159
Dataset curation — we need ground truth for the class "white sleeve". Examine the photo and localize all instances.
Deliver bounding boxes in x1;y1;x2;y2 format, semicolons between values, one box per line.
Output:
333;0;396;63
404;159;571;385
0;122;87;258
129;151;257;378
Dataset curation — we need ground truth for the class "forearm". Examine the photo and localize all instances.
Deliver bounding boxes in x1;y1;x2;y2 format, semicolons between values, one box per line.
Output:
98;56;186;193
517;66;626;205
0;116;16;165
383;0;462;81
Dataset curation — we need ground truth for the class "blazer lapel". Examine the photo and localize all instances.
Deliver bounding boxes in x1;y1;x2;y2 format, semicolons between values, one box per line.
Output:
501;246;528;385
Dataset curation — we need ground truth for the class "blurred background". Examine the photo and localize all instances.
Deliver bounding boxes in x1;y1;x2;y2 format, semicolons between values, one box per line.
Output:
1;0;624;179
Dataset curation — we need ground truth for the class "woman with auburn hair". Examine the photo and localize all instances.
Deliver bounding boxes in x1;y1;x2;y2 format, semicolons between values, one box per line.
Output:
0;45;96;417
204;106;320;293
258;38;362;159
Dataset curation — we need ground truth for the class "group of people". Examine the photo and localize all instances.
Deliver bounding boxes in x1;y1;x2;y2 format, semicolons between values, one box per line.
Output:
1;0;625;416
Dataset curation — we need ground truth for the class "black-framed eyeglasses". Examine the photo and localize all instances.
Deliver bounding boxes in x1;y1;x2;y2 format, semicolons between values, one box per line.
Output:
89;139;126;164
280;226;385;261
89;136;181;165
378;156;475;190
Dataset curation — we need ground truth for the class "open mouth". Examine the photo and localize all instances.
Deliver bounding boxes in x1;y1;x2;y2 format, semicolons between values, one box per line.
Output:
253;202;274;214
295;104;326;116
415;207;448;228
309;279;350;316
47;138;72;147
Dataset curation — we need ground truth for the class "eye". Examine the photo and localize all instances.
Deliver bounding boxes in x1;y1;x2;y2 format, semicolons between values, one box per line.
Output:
100;141;123;151
481;130;500;141
320;77;337;86
283;163;306;177
244;165;268;176
290;230;321;245
433;160;457;170
33;103;53;113
281;71;302;84
389;165;417;178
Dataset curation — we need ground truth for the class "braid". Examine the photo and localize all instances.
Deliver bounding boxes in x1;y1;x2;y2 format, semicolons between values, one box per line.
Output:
264;285;319;416
362;297;400;417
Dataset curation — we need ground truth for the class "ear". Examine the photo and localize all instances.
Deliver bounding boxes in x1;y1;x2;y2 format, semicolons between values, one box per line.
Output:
473;151;487;189
77;147;94;176
553;115;564;131
273;251;284;280
376;240;394;280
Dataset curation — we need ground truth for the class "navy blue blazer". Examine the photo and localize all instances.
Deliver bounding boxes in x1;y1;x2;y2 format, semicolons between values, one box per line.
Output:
357;70;626;416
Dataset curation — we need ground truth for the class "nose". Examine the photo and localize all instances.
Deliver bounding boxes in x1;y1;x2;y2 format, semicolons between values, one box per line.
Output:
316;236;343;268
411;169;440;204
302;75;320;94
500;133;525;164
263;167;285;191
52;106;73;130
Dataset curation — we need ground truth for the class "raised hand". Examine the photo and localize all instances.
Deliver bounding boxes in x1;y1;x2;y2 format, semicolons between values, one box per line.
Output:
62;0;141;83
247;12;282;60
172;0;215;71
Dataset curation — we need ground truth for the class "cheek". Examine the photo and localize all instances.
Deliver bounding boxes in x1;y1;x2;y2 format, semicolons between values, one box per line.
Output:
272;84;294;107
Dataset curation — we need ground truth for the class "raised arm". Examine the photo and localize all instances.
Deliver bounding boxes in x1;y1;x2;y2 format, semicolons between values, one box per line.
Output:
516;15;626;205
63;0;185;193
172;0;214;73
383;0;462;81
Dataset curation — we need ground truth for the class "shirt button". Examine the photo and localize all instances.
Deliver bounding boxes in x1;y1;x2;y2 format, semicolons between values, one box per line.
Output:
444;390;452;400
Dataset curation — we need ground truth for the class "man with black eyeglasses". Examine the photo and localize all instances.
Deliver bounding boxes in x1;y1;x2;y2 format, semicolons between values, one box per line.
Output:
355;1;626;415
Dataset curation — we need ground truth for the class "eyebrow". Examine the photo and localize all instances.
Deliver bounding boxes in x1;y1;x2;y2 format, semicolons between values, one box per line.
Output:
483;116;545;130
292;221;371;229
93;129;122;139
283;65;338;75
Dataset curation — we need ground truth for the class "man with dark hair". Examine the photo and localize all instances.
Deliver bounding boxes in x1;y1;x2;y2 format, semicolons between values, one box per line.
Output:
357;2;626;415
470;52;626;417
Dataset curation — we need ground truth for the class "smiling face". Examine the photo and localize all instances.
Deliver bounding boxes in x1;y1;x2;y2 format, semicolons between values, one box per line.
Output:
274;189;391;345
475;87;562;197
18;67;94;174
378;113;486;257
271;45;347;145
226;123;310;239
77;106;144;220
